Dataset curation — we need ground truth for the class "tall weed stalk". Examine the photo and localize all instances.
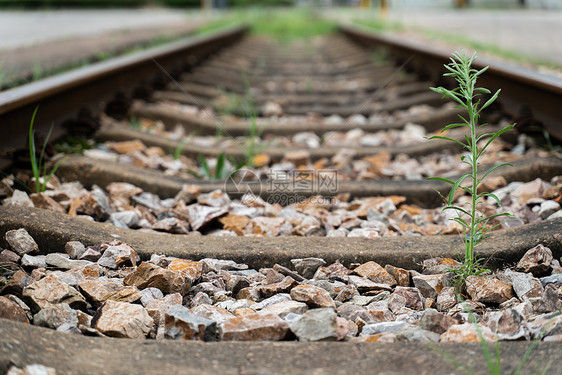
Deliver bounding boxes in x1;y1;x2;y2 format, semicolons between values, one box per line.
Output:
428;51;514;285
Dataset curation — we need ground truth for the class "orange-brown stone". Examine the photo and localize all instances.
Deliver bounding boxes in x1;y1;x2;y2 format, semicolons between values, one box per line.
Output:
221;313;289;341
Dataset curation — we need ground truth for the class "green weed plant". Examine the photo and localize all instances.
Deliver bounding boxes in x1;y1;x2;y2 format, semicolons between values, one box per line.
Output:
28;107;65;193
196;152;229;180
428;51;514;285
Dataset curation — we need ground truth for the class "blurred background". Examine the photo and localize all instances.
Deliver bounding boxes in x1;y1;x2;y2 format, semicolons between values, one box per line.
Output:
0;0;560;9
1;0;561;90
0;0;289;8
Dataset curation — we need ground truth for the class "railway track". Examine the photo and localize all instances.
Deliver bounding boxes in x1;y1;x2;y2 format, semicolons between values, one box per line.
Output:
0;20;562;374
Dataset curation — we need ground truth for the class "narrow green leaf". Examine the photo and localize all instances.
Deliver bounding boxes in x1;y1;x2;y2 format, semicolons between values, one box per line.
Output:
475;87;491;94
452;217;470;228
478;212;513;222
457;114;469;125
426;176;455;185
464;134;472;148
478;125;515;158
42;156;66;189
28;107;40;193
514;321;551;375
186;170;203;179
539;361;553;375
197;155;211;179
479;162;513;183
215;153;226;180
478;192;502;206
442;122;466;131
443;205;471;217
464;308;496;374
481;89;501;110
447;174;470;204
429;86;445;94
427;135;468;149
480;219;514;236
475;132;496;143
493;339;501;374
431;86;464;104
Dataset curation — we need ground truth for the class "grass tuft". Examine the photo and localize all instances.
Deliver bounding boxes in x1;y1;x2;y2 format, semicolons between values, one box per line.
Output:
28;107;65;193
194;153;230;180
248;8;336;43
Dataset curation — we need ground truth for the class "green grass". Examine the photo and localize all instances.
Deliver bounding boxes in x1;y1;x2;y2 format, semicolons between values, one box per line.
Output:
53;136;94;155
213;91;251;116
194;152;230;180
32;61;44;81
371;47;391;67
191;17;244;37
129;116;141;130
0;62;19;91
354;18;405;33
172;137;188;160
28;107;65;193
248;8;336;43
243;113;266;168
198;7;337;44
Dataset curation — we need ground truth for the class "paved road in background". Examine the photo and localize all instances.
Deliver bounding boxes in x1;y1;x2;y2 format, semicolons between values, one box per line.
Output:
0;8;201;50
0;8;212;85
2;7;562;80
387;9;562;66
2;7;561;65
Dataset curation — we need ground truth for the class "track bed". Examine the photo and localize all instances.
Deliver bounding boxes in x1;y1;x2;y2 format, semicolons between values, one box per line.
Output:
0;21;561;375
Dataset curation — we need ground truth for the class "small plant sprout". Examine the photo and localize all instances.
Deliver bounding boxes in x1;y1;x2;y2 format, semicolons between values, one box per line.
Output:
245;113;267;168
129;116;141;130
172;138;187;161
427;51;514;285
28;107;65;193
195;153;230;180
240;74;267;168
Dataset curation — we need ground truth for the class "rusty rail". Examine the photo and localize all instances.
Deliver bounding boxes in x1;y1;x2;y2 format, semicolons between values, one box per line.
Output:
0;25;248;170
339;24;562;142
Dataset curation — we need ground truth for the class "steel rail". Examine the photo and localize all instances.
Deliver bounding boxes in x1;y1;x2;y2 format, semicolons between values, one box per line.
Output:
0;25;248;170
339;24;562;142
